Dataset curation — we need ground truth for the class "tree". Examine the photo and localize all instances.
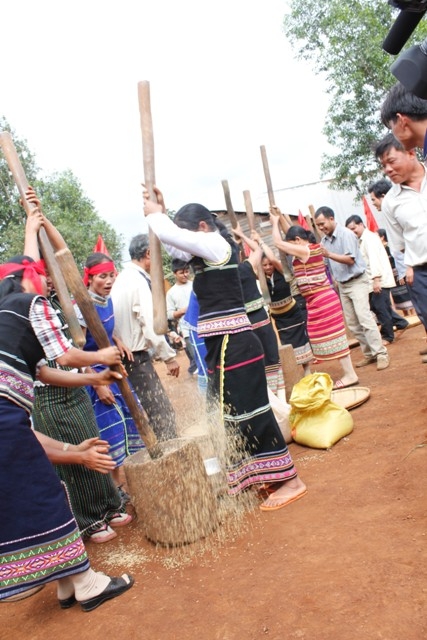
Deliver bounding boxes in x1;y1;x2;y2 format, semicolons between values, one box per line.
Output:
0;117;124;267
283;0;427;193
37;171;124;270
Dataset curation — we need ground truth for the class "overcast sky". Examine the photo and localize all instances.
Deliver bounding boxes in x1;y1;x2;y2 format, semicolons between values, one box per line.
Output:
2;0;331;246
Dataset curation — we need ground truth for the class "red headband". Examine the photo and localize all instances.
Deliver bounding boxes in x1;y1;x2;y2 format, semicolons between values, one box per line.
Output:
0;259;46;295
83;261;116;286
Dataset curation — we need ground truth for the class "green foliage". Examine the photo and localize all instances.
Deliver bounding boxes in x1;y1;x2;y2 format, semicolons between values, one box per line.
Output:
283;0;427;193
0;117;124;268
36;171;123;271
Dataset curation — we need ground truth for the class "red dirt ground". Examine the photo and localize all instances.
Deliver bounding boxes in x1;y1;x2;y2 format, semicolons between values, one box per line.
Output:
3;323;427;640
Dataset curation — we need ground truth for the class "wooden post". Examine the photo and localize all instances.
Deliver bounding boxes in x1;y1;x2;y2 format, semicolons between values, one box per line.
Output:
259;145;294;282
308;204;322;242
279;344;303;403
242;189;271;305
221;179;246;261
138;81;168;335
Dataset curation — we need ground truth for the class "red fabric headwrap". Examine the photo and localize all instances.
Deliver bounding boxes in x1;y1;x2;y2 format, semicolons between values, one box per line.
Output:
0;259;46;295
83;261;116;286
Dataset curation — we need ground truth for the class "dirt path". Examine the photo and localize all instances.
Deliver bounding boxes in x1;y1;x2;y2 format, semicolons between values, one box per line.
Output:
4;323;427;640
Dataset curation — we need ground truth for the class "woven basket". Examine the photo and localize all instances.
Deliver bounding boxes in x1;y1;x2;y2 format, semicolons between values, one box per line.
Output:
331;386;370;410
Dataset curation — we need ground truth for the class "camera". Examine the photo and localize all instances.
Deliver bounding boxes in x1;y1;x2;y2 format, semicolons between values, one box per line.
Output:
383;0;427;97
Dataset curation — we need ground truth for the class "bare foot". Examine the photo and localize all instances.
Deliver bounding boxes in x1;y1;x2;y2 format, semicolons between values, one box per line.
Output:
260;477;307;512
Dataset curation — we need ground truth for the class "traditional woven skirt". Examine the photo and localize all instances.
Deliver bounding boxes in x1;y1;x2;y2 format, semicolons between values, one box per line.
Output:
304;288;350;360
270;301;313;365
86;376;144;465
248;308;285;399
33;385;123;535
204;330;297;494
0;399;89;600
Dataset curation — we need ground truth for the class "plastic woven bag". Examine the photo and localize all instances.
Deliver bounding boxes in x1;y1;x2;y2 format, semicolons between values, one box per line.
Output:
289;372;353;449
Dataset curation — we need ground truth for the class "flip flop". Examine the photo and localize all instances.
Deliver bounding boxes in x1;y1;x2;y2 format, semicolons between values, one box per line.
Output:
259;489;307;512
333;379;359;390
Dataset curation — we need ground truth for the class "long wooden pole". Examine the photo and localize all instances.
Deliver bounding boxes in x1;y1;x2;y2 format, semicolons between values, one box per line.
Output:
242;189;271;305
308;204;322;242
54;248;162;456
260;145;293;229
259;145;294;281
138;81;168;335
0;131;86;348
221;179;246;261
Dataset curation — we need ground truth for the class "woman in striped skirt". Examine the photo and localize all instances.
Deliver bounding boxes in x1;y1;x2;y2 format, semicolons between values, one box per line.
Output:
271;220;358;390
232;227;285;400
78;253;145;488
0;248;133;608
258;237;313;375
32;292;132;543
143;188;307;512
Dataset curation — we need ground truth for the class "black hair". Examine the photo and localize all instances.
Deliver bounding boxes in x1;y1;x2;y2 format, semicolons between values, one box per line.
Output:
213;218;237;244
345;214;363;227
174;203;217;232
367;178;392;198
374;133;405;160
381;82;427;127
285;225;311;242
377;228;388;241
0;255;35;300
171;258;189;272
129;234;149;261
314;206;335;219
85;252;111;269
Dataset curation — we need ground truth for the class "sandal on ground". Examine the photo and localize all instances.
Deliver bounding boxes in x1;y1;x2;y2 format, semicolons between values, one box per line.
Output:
260;489;308;512
58;594;77;609
87;523;117;544
79;574;134;612
109;512;133;527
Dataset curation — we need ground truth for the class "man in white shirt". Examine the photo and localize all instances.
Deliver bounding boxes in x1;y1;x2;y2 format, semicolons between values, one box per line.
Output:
374;134;427;359
111;234;179;441
166;259;196;374
315;207;389;370
345;215;409;345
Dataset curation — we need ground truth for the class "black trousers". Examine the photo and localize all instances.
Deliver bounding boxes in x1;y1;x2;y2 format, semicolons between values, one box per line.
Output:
369;288;408;342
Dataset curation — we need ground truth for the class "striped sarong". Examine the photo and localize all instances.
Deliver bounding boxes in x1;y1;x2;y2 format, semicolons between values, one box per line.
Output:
204;330;296;494
293;245;350;360
0;399;89;600
33;385;123;535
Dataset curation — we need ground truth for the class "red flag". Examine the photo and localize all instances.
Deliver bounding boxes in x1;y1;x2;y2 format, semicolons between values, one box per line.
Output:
297;210;309;230
93;234;110;256
363;197;379;232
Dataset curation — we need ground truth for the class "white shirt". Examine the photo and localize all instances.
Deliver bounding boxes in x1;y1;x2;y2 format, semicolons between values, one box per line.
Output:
166;280;193;337
146;212;229;263
358;228;395;291
381;167;427;267
110;262;176;361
